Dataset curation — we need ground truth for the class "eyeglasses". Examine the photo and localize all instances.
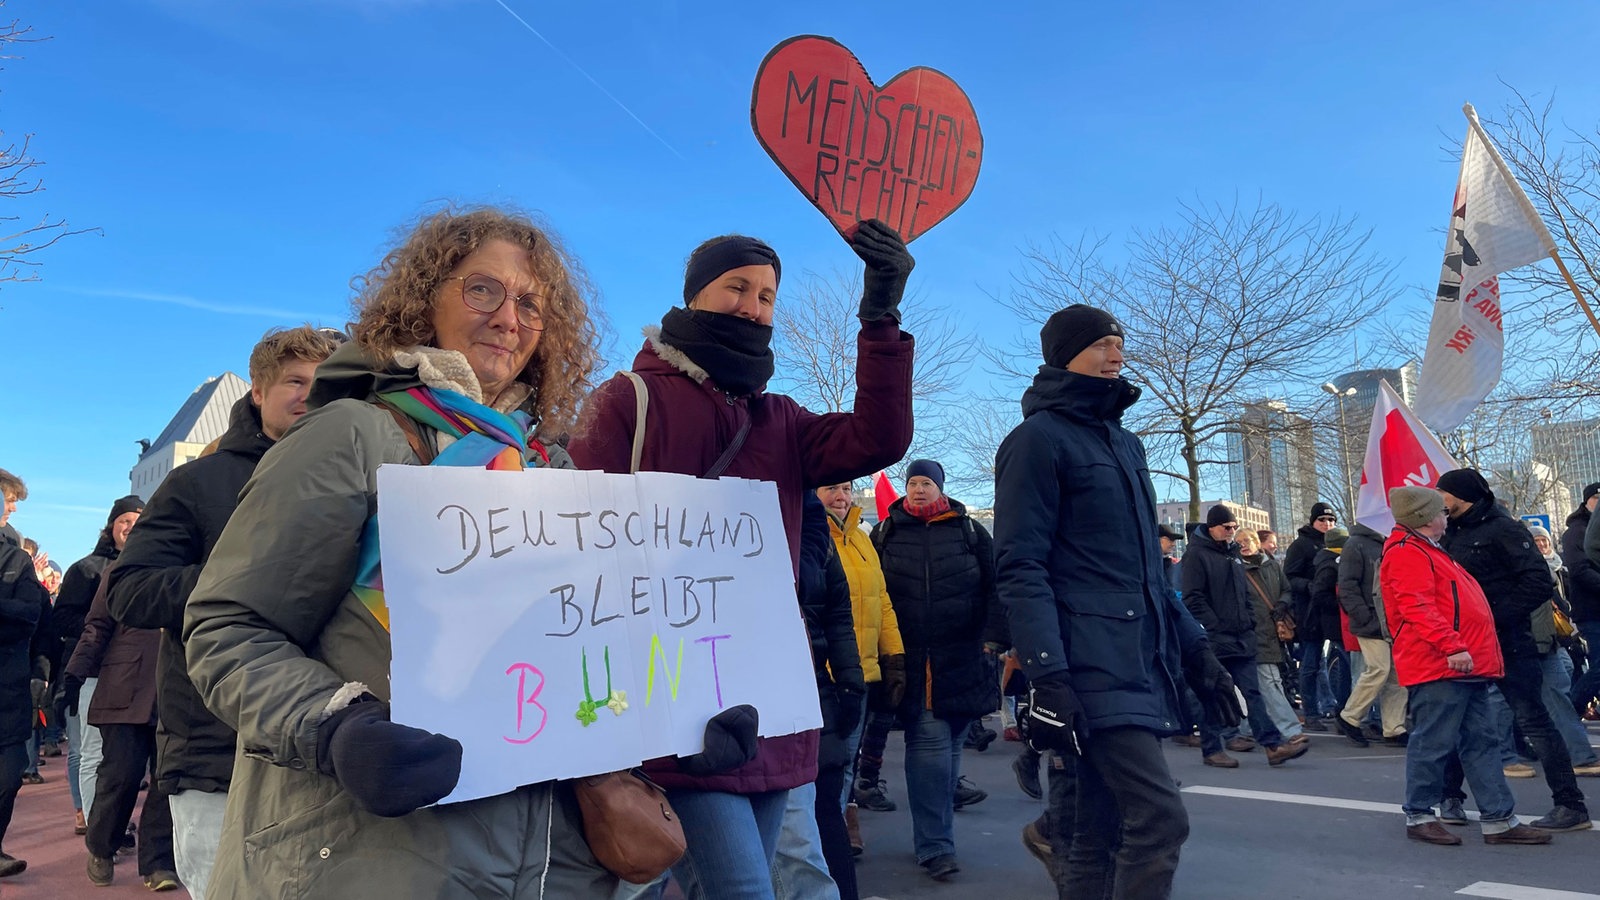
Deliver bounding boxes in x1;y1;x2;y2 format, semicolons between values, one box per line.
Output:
446;274;545;331
1316;516;1337;523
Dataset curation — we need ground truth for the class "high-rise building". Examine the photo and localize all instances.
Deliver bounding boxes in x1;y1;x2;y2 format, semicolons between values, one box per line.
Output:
1227;400;1319;533
1531;415;1600;510
1324;361;1421;513
130;372;250;500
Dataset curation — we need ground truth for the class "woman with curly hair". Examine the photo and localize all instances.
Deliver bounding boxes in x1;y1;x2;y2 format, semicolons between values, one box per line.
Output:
183;207;615;899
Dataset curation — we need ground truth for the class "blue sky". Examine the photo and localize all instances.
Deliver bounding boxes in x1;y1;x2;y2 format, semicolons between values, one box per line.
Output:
3;0;1599;563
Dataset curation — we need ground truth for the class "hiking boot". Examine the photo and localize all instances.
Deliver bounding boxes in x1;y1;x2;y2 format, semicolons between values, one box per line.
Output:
854;777;897;812
1170;733;1202;748
1437;798;1469;826
1013;752;1043;800
1483;824;1553;845
922;853;960;880
1503;763;1537;778
1406;822;1462;845
87;854;115;886
964;723;997;752
143;870;181;892
0;853;26;878
1529;807;1593;832
1021;821;1052;872
1224;736;1257;752
1266;741;1310;766
1335;715;1370;747
1301;716;1330;732
1203;752;1239;768
954;776;988;810
845;803;863;856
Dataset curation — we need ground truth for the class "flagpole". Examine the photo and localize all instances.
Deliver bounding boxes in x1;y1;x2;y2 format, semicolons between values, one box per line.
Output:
1464;104;1600;339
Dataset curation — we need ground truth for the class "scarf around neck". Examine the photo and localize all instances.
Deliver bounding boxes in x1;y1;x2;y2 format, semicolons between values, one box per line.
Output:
903;495;953;521
352;385;549;631
657;307;774;397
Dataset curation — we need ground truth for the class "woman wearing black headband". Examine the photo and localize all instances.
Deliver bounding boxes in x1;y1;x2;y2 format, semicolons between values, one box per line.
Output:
569;219;916;898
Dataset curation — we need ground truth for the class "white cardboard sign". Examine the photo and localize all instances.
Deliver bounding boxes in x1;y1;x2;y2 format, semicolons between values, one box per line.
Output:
375;465;820;804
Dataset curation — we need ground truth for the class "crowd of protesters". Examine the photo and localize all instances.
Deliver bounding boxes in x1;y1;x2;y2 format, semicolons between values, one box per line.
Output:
3;204;1599;900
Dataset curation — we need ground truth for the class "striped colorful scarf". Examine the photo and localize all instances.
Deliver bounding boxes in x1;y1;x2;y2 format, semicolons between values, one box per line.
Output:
351;386;547;631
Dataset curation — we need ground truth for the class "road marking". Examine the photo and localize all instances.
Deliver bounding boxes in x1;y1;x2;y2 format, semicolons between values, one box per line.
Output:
1456;883;1600;899
1181;785;1400;814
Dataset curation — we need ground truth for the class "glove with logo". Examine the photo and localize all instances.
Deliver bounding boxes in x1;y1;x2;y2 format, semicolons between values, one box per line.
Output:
1025;672;1090;756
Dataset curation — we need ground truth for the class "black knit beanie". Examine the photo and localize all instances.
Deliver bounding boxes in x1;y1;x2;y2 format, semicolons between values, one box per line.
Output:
1205;504;1237;527
1436;468;1491;504
682;236;782;305
1040;305;1124;370
1308;502;1336;524
106;495;144;529
906;459;945;492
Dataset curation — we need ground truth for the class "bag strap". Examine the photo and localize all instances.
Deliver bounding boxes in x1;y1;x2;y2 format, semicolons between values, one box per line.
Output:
377;402;435;465
617;371;650;475
704;411;752;479
1244;569;1275;610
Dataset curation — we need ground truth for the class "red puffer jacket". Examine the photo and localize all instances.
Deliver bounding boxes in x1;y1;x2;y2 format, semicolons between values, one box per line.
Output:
1380;526;1504;688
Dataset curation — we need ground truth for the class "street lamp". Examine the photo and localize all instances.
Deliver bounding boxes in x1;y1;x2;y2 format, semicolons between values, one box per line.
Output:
1321;383;1359;518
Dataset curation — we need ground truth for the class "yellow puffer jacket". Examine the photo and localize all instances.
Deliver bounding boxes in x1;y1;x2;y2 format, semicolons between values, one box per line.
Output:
828;505;905;682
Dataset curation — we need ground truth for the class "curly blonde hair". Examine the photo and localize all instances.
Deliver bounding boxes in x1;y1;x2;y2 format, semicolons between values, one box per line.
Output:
350;207;601;432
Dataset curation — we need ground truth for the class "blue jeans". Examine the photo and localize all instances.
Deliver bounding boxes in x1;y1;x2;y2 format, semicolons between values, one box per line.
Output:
667;789;789;900
1200;657;1284;755
770;782;839;900
1404;679;1518;832
1297;642;1335;717
64;705;83;810
1257;664;1304;739
1541;650;1598;766
840;703;867;812
1487;687;1519;765
904;710;964;864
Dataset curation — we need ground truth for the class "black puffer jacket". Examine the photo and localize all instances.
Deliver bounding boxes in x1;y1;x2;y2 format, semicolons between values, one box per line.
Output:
1338;524;1386;639
1442;495;1554;660
1283;524;1324;640
872;496;999;722
105;395;271;795
1;530;48;745
1561;506;1600;623
48;535;117;687
798;493;864;770
1180;525;1255;661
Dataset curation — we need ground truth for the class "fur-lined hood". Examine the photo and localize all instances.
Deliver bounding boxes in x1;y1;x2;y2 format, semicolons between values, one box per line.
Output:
640;325;710;385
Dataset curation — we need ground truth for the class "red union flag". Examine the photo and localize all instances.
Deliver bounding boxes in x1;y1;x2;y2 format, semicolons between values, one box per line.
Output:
1355;380;1460;533
1415;104;1556;432
872;470;899;522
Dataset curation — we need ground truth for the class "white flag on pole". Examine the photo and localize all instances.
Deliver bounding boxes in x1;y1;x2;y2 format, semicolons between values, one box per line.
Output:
1414;105;1556;433
1354;381;1460;535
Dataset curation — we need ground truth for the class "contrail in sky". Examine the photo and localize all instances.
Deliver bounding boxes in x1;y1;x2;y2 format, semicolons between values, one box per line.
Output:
67;287;326;321
490;0;685;161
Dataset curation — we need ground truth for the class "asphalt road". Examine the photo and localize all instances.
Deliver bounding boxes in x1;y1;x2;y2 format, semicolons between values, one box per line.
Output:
854;719;1600;900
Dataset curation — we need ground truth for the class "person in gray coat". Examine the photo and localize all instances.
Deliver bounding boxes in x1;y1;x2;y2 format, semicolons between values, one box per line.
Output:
1335;523;1408;746
183;208;617;899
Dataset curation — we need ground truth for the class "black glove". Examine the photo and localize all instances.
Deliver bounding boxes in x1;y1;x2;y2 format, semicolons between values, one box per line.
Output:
851;219;914;323
1025;673;1089;756
876;654;907;712
61;673;84;718
317;700;463;818
679;704;759;776
1184;648;1243;729
833;686;865;738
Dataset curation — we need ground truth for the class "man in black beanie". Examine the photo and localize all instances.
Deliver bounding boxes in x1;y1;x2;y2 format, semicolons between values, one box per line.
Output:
1284;500;1338;729
994;305;1240;898
1565;482;1600;719
1436;468;1591;832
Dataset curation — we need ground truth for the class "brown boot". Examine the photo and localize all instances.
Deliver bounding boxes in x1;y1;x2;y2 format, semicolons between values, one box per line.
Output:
1406;822;1462;845
1484;824;1554;845
1266;741;1310;766
1225;736;1257;752
845;803;863;856
1202;752;1239;768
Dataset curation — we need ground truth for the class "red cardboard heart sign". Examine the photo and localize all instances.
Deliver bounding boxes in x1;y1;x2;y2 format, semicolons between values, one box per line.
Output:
751;35;983;244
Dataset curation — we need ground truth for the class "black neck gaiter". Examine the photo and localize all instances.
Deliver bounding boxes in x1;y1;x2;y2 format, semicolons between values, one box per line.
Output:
657;307;775;397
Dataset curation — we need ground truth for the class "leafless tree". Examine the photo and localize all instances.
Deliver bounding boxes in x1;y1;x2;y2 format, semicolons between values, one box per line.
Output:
0;8;98;285
998;198;1398;521
771;268;982;496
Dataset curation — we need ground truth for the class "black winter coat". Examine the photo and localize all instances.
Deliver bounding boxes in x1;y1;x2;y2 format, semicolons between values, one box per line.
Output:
1283;524;1324;639
1338;524;1385;639
0;531;48;745
992;366;1206;737
48;537;116;688
1442;496;1554;659
798;493;864;771
1180;526;1255;661
1311;549;1344;644
872;496;999;723
105;395;270;794
1561;507;1600;623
